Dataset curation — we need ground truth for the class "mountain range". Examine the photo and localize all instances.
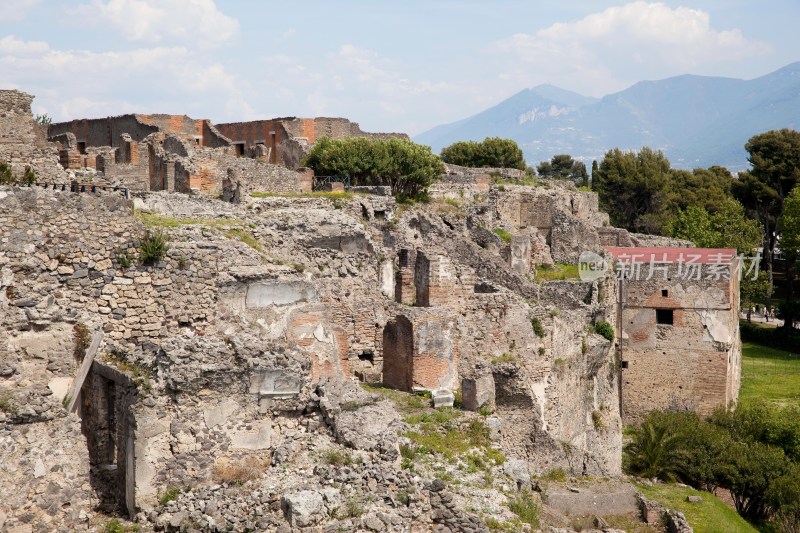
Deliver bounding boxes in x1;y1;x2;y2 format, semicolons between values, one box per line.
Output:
414;62;800;172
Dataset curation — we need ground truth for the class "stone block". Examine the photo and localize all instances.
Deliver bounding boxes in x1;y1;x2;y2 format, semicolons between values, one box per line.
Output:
249;369;303;398
432;389;455;408
461;374;495;411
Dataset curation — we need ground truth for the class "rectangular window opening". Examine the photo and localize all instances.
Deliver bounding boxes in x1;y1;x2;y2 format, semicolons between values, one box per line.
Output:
621;361;629;369
661;289;669;297
656;309;674;325
234;143;245;156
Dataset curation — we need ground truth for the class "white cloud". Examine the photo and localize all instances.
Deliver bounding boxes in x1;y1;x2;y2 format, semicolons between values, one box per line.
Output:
77;0;238;47
495;1;769;95
0;38;247;121
0;36;49;55
0;0;41;22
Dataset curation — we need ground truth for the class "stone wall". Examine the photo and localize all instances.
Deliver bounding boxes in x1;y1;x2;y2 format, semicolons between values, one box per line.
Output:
0;90;68;181
615;255;740;420
215;117;409;169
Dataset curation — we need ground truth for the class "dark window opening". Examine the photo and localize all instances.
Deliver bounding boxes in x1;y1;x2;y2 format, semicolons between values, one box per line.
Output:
656;309;674;325
358;350;374;363
361;204;369;219
621;361;629;369
374;210;386;220
234;143;245;156
77;141;87;154
661;289;669;297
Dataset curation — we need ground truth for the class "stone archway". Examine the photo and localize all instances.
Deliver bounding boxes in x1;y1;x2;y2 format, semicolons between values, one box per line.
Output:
382;315;413;391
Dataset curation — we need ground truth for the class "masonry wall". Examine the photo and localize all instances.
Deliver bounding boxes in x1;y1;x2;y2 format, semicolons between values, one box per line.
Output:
0;90;68;180
619;262;740;420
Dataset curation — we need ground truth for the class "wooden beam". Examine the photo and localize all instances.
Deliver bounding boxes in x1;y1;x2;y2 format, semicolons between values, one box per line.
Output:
67;331;103;413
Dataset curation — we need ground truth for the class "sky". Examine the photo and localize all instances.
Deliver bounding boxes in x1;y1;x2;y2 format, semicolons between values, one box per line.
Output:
1;1;798;136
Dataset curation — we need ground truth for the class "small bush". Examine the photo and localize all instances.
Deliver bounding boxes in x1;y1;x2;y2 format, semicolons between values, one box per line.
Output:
493;227;512;244
479;405;493;417
323;449;354;466
116;253;132;269
594;321;614;341
139;230;169;265
592;410;604;430
542;467;568;482
491;352;517;365
531;317;545;337
0;162;14;185
73;323;91;362
508;490;540;527
399;443;418;460
549;309;559;318
0;392;14;413
104;519;125;533
21;166;35;186
158;486;180;506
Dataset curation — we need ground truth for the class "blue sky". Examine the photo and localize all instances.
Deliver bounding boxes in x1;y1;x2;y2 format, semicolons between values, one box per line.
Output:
1;1;797;135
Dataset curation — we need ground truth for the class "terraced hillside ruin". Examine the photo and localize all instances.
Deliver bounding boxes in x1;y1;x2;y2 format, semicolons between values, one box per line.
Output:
0;90;740;532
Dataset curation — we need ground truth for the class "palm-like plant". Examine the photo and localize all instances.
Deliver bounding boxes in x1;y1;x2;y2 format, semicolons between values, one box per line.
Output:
624;420;687;481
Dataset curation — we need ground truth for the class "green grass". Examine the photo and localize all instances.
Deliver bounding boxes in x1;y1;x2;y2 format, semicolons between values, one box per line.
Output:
250;191;352;200
535;263;580;281
224;228;261;251
135;211;245;228
740;341;800;407
493;227;512;243
637;483;758;533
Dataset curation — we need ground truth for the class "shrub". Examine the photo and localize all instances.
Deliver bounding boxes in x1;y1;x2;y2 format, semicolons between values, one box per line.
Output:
158;486;180;506
440;137;526;170
531;317;545;337
21;166;35;186
116;252;132;269
593;321;614;341
104;519;125;533
542;467;568;482
0;392;14;413
73;323;91;362
740;320;800;353
139;230;169;264
592;410;604;430
323;449;354;466
507;490;540;527
303;136;443;201
0;162;14;185
493;227;512;243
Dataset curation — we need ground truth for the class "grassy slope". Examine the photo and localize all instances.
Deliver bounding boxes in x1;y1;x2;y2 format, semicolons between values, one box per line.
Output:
740;341;800;407
638;484;758;533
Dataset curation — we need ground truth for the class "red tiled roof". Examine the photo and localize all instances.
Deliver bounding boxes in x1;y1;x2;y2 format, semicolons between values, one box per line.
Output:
605;247;737;265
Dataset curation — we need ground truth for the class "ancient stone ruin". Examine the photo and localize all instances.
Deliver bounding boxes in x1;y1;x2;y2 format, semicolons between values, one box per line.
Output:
0;89;739;532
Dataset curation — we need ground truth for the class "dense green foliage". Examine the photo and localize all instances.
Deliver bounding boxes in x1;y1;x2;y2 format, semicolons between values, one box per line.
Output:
740;320;800;354
0;162;14;185
139;230;169;265
625;405;800;527
303;137;444;200
668;198;761;255
440;137;525;170
536;154;588;185
593;321;614;341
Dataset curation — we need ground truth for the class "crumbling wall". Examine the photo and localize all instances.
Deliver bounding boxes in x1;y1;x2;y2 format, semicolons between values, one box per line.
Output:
0;90;68;180
618;260;740;420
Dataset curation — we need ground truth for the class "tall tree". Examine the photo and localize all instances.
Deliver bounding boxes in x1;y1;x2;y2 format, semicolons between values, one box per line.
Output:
593;147;673;234
778;185;800;328
303;137;443;200
537;154;588;185
733;129;800;304
440;137;525;170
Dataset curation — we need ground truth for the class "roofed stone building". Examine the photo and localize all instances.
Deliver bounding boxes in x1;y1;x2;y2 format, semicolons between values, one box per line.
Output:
607;247;742;421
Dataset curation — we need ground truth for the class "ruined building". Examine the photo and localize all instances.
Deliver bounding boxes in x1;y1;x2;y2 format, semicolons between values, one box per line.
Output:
607;247;742;420
214;117;409;168
0;89;741;532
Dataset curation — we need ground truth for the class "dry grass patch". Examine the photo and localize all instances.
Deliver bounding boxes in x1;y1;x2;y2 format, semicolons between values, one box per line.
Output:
212;456;268;485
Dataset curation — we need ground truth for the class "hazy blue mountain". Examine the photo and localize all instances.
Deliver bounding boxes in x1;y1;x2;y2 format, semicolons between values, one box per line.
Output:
415;62;800;171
